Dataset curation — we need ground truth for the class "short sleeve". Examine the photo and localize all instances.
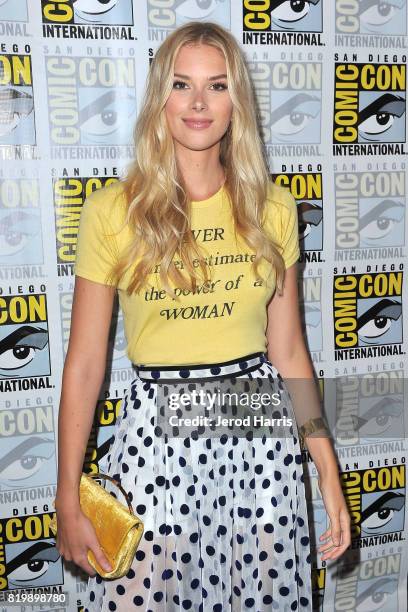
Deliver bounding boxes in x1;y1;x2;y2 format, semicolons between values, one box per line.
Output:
280;190;300;269
74;191;118;286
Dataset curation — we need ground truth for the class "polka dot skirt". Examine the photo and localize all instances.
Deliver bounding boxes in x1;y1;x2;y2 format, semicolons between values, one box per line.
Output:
83;352;312;611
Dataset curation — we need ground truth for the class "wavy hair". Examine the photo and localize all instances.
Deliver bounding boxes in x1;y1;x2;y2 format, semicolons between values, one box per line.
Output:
105;21;287;300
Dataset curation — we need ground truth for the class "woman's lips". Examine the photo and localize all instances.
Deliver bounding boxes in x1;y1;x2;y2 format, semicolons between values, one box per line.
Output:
182;119;213;129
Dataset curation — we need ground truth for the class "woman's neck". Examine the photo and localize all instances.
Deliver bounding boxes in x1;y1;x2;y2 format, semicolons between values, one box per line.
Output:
184;168;226;201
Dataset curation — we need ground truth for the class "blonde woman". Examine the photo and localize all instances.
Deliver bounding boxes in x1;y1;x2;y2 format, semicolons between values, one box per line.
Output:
55;21;351;612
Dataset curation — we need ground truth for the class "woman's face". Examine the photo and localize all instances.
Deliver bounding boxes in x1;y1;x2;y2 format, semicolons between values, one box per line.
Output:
164;43;233;154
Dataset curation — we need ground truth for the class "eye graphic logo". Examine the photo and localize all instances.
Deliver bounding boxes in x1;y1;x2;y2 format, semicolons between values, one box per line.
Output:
0;294;51;381
0;55;35;146
0;0;28;22
0;179;42;266
336;0;407;35
175;0;230;26
249;62;322;145
358;198;405;247
357;297;402;346
243;0;322;32
273;90;321;144
335;172;406;250
333;63;406;145
45;57;137;147
147;0;231;29
41;0;134;25
0;405;56;491
333;272;403;356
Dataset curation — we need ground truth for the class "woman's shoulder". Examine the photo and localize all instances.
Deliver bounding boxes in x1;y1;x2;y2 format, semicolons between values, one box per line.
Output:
264;180;297;230
86;179;126;209
84;180;127;227
266;180;294;210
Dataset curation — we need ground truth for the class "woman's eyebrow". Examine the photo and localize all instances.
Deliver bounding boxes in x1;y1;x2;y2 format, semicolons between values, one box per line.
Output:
173;73;227;80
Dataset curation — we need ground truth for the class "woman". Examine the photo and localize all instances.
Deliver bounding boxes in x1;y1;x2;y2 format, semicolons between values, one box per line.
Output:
55;21;351;611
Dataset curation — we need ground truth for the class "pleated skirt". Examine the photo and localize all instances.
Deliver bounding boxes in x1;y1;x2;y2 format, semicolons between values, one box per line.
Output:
83;351;312;612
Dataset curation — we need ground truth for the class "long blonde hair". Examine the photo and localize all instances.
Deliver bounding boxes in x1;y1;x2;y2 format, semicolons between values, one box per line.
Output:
106;21;287;300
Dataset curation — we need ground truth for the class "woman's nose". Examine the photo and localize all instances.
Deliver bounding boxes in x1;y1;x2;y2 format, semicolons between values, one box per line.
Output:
191;94;207;111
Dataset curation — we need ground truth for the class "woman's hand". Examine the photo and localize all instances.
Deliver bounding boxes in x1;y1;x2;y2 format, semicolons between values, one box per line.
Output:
54;500;113;577
317;474;351;562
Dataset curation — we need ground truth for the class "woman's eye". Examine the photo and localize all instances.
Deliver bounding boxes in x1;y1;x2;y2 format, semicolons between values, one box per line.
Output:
212;82;227;90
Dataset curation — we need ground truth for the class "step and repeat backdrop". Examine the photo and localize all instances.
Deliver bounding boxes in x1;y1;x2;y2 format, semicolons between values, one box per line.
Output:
0;1;407;611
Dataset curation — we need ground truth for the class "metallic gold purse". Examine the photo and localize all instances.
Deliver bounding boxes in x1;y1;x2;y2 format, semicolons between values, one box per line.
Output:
49;472;144;580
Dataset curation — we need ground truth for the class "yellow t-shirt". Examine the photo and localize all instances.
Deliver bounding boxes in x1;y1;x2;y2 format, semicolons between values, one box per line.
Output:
73;180;300;366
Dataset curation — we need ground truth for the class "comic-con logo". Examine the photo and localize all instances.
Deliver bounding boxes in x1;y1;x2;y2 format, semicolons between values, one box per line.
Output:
336;0;407;36
0;513;63;590
0;178;41;266
53;176;118;268
334;553;401;610
41;0;134;25
0;405;57;492
249;61;322;146
243;0;322;35
334;371;405;446
0;53;35;146
333;62;406;150
147;0;231;30
45;56;136;149
272;173;323;262
342;464;405;545
0;293;51;383
333;270;403;359
0;0;28;24
334;171;405;252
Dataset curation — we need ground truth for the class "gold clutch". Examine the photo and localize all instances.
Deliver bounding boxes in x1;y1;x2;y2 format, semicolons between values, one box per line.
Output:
49;472;144;580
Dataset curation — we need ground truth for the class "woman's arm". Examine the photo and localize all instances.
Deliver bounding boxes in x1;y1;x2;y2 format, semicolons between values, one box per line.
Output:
266;262;351;561
54;275;116;575
266;263;336;474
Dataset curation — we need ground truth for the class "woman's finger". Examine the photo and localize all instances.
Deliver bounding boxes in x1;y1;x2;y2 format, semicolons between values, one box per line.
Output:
318;539;336;553
321;525;351;560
